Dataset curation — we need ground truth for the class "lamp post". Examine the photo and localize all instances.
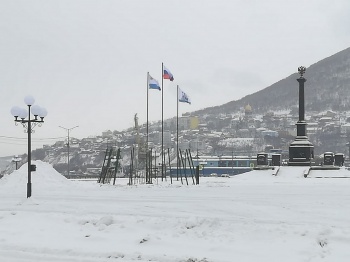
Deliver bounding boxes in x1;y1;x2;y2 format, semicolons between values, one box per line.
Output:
11;95;47;198
59;125;79;177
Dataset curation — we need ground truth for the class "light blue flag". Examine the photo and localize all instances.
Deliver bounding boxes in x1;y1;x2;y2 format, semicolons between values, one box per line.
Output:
149;74;161;90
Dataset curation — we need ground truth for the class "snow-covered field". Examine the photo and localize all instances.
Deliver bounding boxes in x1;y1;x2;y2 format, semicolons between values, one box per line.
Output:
0;161;350;262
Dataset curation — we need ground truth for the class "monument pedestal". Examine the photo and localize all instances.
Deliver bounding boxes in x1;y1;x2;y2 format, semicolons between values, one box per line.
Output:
288;139;314;166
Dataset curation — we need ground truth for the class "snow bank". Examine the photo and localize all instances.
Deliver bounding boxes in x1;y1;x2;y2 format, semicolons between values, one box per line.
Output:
308;167;350;178
0;160;73;195
234;166;350;181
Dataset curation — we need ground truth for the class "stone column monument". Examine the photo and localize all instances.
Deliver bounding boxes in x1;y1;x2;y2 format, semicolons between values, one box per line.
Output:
288;66;314;166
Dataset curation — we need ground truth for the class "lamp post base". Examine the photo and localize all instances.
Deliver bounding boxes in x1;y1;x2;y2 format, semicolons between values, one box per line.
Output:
27;182;32;198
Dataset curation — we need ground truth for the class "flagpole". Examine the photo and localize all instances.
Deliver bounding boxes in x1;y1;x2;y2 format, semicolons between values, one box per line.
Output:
161;62;164;181
146;72;149;183
176;85;179;181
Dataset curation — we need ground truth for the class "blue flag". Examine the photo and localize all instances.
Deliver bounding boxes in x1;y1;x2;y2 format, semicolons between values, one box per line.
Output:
149;74;161;90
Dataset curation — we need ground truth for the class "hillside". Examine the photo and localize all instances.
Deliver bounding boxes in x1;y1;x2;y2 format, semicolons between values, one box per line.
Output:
195;47;350;115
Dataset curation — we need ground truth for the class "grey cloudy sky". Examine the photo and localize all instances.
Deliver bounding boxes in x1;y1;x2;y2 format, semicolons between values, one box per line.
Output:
1;0;350;157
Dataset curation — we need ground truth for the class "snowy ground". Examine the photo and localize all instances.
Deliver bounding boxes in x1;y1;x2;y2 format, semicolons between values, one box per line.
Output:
0;161;350;262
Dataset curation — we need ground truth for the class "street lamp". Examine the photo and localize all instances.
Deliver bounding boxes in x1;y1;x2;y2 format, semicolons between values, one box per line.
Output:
11;95;47;198
59;125;79;177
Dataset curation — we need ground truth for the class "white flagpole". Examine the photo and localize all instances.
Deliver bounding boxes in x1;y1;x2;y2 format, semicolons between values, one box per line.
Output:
161;62;164;180
177;85;179;181
146;72;149;183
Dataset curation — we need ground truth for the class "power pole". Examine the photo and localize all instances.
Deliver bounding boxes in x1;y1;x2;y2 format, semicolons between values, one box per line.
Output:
59;125;79;176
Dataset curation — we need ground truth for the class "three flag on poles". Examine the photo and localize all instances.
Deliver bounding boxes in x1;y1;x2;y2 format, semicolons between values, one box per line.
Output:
149;66;190;104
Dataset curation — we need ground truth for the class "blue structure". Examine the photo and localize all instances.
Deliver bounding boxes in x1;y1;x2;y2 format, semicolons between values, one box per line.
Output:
170;155;255;177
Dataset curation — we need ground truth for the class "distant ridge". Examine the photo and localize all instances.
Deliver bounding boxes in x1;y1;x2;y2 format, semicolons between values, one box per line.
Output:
195;47;350;115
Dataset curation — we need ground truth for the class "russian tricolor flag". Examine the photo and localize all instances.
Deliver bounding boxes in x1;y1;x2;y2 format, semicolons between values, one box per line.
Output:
163;66;174;81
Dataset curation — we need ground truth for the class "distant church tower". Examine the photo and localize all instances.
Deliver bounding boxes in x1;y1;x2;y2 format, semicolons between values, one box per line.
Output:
244;104;253;117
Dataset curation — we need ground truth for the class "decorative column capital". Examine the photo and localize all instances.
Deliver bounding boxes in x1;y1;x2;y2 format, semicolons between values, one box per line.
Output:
298;66;306;78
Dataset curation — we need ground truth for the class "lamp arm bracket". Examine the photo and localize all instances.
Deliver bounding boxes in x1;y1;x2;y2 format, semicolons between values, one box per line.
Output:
21;123;28;132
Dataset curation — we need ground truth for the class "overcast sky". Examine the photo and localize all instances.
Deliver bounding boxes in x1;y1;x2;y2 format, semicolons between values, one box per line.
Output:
1;0;350;157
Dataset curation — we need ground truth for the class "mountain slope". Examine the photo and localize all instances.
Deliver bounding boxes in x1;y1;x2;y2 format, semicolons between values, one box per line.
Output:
196;47;350;115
